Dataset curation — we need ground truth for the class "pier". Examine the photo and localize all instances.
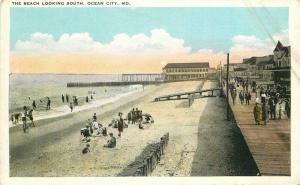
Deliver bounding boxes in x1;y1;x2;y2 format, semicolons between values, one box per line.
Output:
67;73;164;87
153;88;221;102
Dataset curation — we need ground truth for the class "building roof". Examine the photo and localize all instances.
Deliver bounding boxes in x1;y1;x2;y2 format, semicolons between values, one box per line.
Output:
243;55;274;65
234;67;248;71
274;41;284;52
163;62;209;69
274;41;290;56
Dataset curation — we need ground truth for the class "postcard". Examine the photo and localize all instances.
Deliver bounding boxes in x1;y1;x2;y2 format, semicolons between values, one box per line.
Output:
0;0;300;184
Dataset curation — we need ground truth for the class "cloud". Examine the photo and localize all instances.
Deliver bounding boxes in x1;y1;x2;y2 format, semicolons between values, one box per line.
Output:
12;29;289;72
14;29;191;56
230;29;289;59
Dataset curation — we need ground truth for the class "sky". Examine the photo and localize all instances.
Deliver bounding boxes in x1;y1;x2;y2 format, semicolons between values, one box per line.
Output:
10;7;289;74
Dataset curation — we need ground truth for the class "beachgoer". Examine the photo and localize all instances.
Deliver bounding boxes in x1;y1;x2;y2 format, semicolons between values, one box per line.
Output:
14;113;20;124
21;112;28;133
117;114;124;137
74;96;78;106
93;113;97;121
104;133;116;148
131;108;136;124
90;94;93;100
46;97;51;110
28;109;35;127
70;102;74;112
81;125;91;140
127;110;132;124
32;100;37;110
82;144;90;154
86;96;89;103
62;94;65;103
66;94;69;103
253;103;262;125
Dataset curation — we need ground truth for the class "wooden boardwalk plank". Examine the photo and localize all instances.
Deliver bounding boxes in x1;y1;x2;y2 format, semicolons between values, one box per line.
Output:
223;85;290;176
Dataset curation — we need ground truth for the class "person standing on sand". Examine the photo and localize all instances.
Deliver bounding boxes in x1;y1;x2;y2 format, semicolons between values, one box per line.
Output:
131;108;136;124
93;113;97;121
127;110;132;124
46;97;51;110
21;112;28;133
70;102;74;112
66;94;69;103
28;109;35;127
62;94;65;103
32;100;37;110
253;103;262;125
117;113;124;137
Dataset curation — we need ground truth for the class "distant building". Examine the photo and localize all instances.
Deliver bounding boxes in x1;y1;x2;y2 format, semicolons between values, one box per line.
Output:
229;40;291;90
163;62;210;81
121;73;164;82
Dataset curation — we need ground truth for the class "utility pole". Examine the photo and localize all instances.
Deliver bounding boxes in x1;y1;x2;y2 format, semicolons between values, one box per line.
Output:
226;53;230;121
219;61;222;87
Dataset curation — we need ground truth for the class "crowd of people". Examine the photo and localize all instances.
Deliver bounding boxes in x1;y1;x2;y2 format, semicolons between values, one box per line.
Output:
80;108;154;154
226;77;290;126
11;92;96;130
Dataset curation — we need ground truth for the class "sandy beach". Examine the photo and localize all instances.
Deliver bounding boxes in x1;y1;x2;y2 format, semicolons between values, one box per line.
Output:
10;80;258;176
10;80;205;176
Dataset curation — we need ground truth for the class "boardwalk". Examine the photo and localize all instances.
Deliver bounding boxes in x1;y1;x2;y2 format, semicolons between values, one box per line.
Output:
225;85;290;176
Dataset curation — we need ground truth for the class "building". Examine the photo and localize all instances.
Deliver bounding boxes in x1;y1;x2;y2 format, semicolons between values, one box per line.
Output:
272;41;291;88
163;62;210;81
229;40;290;90
121;73;164;82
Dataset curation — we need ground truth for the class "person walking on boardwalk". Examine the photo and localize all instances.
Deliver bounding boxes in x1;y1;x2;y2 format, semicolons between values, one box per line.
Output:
285;99;290;119
117;113;124;137
253;103;262;125
239;91;244;105
262;103;268;125
232;89;237;105
62;94;65;103
269;97;276;120
245;92;251;105
32;100;37;110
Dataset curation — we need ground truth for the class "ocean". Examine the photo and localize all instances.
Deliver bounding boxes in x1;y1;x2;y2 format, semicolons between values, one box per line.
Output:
9;74;143;113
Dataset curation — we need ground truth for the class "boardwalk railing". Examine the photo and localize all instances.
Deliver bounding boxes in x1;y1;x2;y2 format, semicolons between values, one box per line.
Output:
118;133;169;176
